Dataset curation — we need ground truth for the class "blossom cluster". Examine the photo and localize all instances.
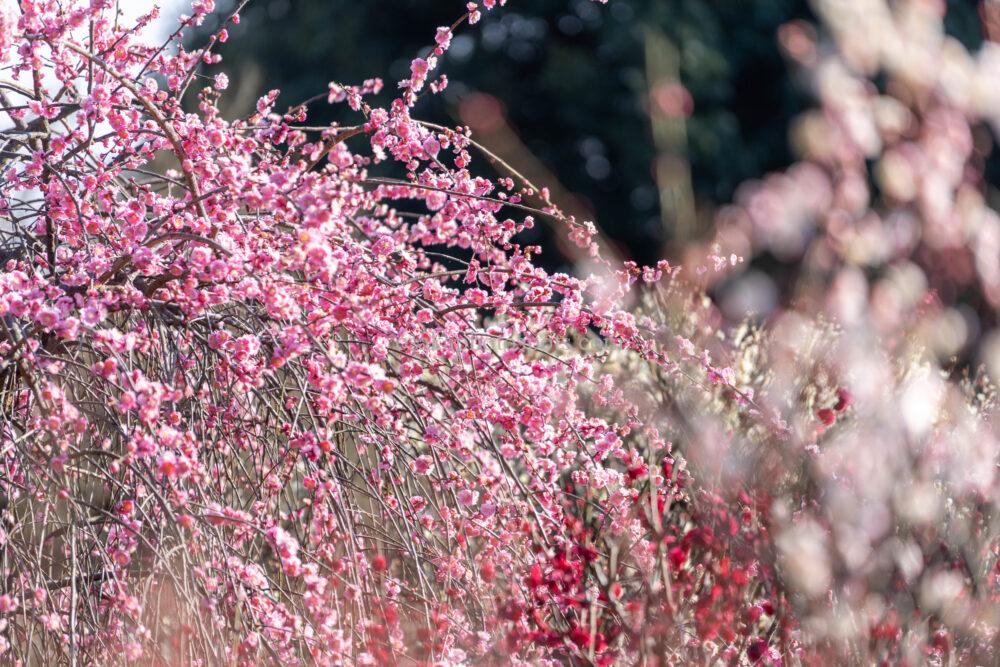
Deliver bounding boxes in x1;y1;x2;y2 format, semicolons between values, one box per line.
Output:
0;0;676;664
0;1;999;666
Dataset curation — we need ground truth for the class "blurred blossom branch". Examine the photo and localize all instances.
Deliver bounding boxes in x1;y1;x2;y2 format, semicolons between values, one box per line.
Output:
643;25;697;244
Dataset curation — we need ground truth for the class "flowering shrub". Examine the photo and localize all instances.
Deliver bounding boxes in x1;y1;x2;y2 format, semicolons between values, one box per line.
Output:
0;1;999;666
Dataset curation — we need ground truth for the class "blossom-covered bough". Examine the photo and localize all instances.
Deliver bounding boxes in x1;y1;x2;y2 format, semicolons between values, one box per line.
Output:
1;0;1000;665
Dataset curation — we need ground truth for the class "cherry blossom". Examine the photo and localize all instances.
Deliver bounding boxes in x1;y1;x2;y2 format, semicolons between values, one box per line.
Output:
1;1;999;665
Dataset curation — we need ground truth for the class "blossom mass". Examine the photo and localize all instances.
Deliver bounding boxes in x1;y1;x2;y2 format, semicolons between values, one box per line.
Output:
1;1;1000;665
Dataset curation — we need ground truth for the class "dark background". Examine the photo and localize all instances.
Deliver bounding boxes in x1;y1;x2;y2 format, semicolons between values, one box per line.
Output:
187;0;985;270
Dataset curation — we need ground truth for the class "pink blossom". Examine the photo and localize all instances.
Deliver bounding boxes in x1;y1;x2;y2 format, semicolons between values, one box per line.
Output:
411;455;433;475
457;488;479;507
0;1;994;664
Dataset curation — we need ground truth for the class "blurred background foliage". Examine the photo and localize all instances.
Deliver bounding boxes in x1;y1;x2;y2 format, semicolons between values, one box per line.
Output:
188;0;985;269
